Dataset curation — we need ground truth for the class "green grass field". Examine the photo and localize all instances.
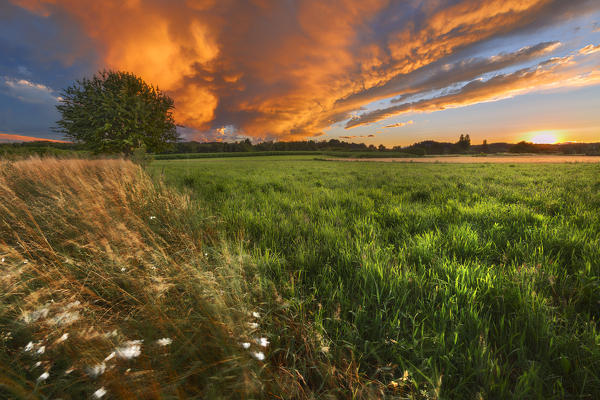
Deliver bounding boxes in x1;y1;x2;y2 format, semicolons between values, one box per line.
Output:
153;151;416;160
1;156;599;399
150;157;600;398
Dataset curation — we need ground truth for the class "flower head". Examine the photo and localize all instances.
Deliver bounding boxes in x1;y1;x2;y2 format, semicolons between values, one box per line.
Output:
93;387;107;399
116;340;142;359
37;371;49;382
255;337;269;347
156;338;172;346
85;363;106;378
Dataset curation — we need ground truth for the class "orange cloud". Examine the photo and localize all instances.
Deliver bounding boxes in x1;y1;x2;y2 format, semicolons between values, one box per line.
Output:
0;133;70;143
384;120;414;128
339;134;375;139
10;0;600;139
345;54;600;128
580;44;600;55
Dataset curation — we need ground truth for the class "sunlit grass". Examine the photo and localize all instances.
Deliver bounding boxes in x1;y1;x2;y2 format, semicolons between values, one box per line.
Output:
2;156;600;398
0;157;377;399
151;157;600;399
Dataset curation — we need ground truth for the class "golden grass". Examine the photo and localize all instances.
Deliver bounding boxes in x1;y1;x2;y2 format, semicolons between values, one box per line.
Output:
0;157;385;399
0;158;267;398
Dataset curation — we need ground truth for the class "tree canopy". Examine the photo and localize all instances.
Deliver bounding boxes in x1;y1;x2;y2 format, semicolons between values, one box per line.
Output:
55;70;178;154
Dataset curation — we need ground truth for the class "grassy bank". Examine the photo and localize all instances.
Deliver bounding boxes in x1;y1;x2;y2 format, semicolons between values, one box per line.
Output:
151;157;600;399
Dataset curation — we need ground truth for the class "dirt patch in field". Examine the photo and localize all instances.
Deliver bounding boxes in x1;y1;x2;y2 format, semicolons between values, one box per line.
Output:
328;155;600;163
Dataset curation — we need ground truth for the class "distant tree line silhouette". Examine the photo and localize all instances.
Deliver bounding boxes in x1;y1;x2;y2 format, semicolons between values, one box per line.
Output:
2;136;599;157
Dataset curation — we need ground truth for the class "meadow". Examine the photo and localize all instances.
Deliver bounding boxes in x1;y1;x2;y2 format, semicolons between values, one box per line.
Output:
1;155;599;399
151;157;600;398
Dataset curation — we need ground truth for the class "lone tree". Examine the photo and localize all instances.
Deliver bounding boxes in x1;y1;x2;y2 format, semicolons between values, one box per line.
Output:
56;70;178;154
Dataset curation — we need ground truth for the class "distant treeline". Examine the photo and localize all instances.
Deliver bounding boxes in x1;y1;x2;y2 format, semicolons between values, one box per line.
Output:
0;141;89;158
400;140;600;155
166;138;381;153
161;136;600;156
161;138;600;156
2;137;599;158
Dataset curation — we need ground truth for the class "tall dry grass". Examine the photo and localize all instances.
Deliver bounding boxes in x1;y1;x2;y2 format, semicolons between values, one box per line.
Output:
0;158;271;398
0;158;384;399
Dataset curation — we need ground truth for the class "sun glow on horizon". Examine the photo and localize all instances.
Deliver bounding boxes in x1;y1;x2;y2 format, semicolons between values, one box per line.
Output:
526;130;564;144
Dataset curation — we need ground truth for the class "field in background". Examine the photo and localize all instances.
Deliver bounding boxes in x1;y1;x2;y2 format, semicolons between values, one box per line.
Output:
1;155;599;399
153;151;416;160
151;156;600;399
333;155;600;163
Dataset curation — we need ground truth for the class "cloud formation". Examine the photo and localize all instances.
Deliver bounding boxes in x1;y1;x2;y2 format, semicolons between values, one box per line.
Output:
579;44;600;55
384;120;413;128
0;132;69;143
1;77;61;104
10;0;600;140
345;52;600;128
339;134;375;139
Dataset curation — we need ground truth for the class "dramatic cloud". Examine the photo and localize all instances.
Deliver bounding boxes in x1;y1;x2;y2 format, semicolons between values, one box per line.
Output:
345;52;600;128
384;120;414;128
1;77;61;104
10;0;600;140
338;41;562;109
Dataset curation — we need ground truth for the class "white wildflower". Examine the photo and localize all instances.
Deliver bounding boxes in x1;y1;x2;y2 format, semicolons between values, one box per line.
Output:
36;346;45;354
65;301;80;309
23;307;49;323
37;371;49;382
115;340;142;359
241;342;251;349
121;267;127;272
251;311;261;319
24;342;34;352
251;351;265;361
1;258;4;263
23;260;28;264
156;338;172;346
149;216;156;220
104;352;115;362
50;310;80;326
93;387;107;399
34;361;42;368
85;363;106;378
247;322;259;329
55;333;69;344
255;337;269;348
104;329;118;338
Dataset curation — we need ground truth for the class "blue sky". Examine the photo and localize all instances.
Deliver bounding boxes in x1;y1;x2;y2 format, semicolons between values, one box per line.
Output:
1;0;599;145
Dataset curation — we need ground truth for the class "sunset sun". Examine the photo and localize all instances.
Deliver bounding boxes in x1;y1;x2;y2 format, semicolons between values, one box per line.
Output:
527;131;562;144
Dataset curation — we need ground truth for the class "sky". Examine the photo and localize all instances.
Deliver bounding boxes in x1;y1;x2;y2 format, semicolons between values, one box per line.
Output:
1;0;599;146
